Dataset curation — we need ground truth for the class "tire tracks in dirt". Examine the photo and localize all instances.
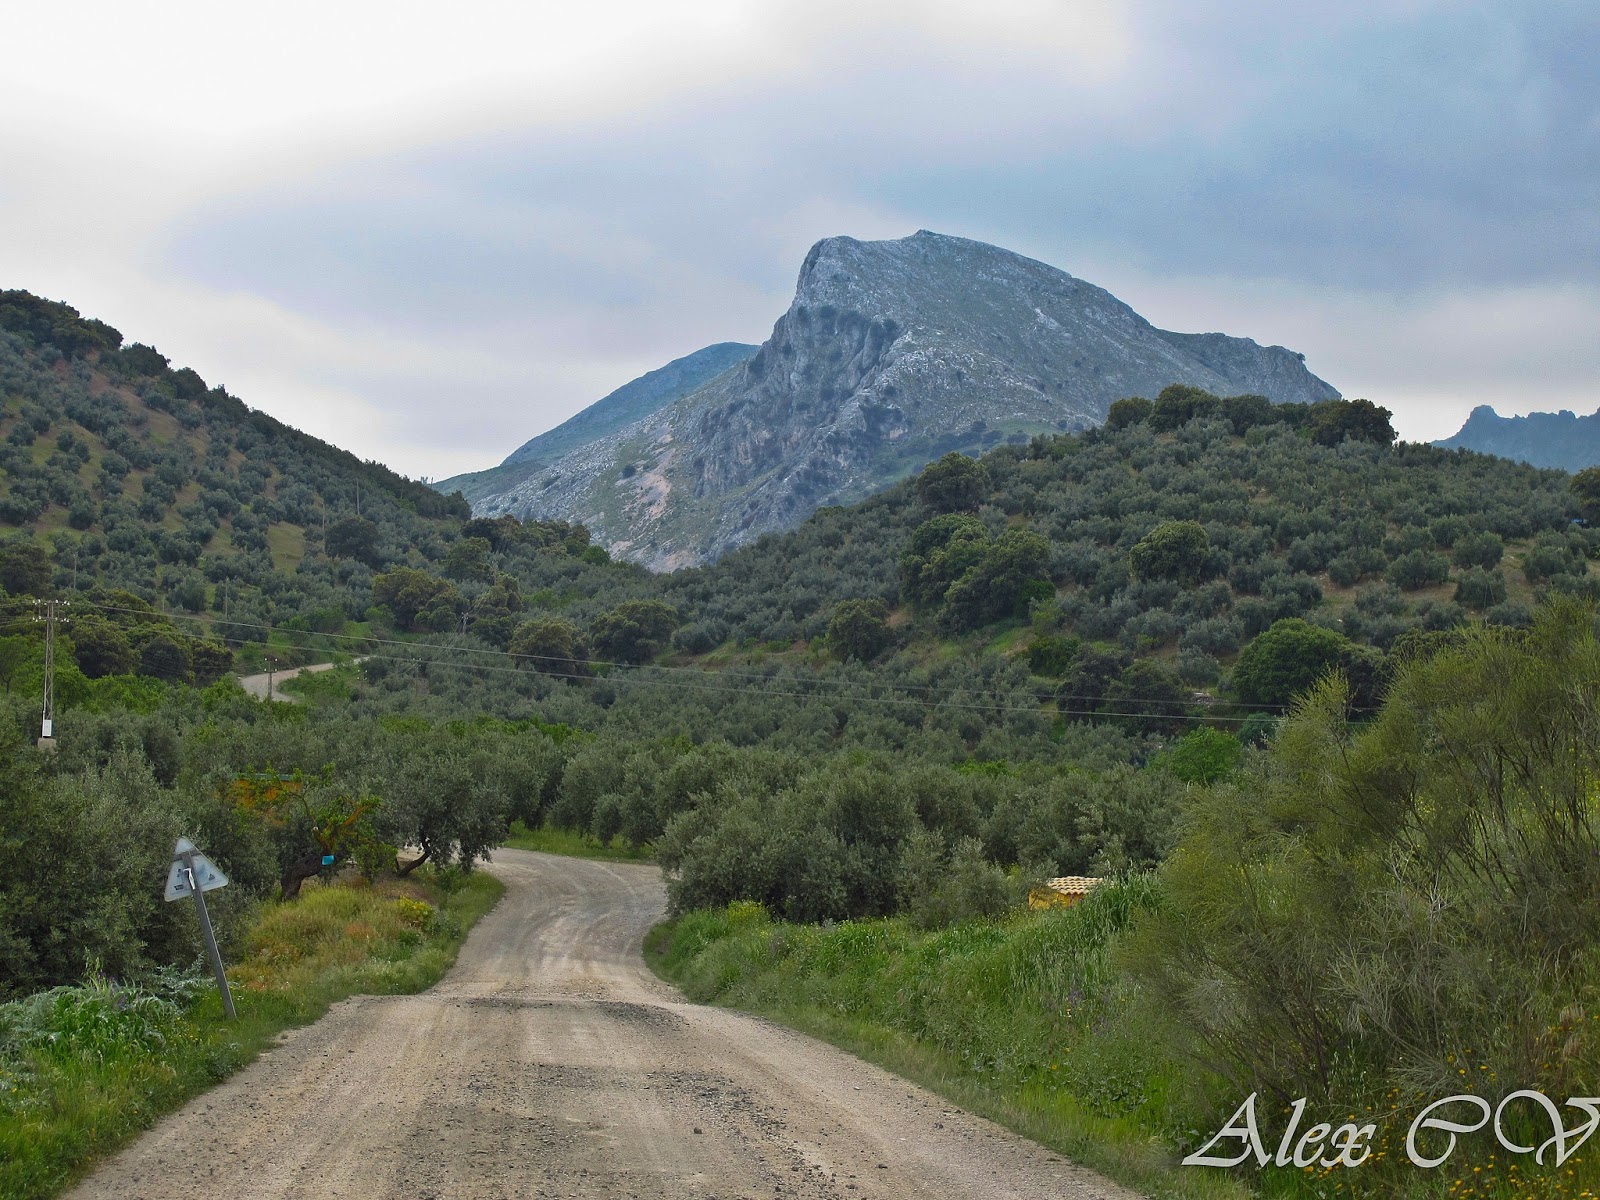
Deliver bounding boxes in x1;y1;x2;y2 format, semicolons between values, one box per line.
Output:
66;850;1142;1199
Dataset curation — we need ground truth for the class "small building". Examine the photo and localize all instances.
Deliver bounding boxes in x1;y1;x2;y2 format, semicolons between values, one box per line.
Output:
1027;876;1105;910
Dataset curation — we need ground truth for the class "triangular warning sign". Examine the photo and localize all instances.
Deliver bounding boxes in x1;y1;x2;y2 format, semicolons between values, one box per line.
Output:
164;848;229;901
164;860;192;902
191;853;228;892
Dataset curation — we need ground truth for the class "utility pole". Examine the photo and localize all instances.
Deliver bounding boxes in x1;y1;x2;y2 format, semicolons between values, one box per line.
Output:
34;598;67;750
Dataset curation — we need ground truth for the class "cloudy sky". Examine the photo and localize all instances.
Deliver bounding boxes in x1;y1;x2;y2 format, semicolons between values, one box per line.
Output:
2;1;1595;479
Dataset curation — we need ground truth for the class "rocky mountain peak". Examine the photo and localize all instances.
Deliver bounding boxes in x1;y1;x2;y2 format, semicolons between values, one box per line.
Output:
446;231;1341;569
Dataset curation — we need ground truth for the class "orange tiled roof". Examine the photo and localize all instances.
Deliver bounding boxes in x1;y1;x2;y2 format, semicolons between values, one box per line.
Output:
1041;876;1104;896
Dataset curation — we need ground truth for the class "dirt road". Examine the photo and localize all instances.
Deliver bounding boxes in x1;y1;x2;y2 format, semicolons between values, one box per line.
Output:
237;661;342;702
66;850;1141;1199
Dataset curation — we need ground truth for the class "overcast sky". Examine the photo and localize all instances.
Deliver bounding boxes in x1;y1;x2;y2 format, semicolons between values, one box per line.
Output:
2;1;1595;479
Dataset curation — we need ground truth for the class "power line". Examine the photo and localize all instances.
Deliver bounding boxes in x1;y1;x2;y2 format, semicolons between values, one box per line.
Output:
321;645;1256;726
68;597;1327;724
74;599;1221;715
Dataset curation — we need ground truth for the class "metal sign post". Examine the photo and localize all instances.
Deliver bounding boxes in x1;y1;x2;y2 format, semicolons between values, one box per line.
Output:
163;837;236;1019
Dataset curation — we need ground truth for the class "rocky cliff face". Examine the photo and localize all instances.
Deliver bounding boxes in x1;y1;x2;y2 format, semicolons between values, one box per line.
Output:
437;341;755;508
1435;405;1600;472
460;231;1341;568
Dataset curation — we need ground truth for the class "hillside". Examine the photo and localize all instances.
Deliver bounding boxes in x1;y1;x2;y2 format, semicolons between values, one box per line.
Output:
437;341;755;507
291;390;1594;745
5;307;1598;1200
0;290;473;653
460;231;1340;568
1434;403;1600;470
4;287;1590;733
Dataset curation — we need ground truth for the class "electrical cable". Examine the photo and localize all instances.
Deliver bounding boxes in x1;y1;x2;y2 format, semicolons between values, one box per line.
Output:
67;596;1351;724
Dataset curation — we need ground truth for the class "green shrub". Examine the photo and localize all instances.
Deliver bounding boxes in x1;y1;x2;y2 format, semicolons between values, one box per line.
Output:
1128;521;1209;584
1453;566;1507;610
1386;548;1450;591
1229;617;1347;707
1124;603;1600;1185
826;598;892;662
1163;728;1241;784
1451;529;1504;569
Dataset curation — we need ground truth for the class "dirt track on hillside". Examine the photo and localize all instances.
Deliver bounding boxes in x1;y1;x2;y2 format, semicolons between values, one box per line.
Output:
66;850;1141;1199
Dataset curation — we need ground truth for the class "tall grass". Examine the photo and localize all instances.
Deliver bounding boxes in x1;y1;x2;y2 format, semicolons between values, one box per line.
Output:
649;881;1246;1200
0;870;501;1200
654;883;1600;1200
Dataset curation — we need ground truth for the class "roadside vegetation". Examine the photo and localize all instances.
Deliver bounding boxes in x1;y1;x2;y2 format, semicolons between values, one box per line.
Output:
653;604;1600;1200
504;819;656;861
0;868;500;1200
7;291;1600;1198
648;882;1249;1200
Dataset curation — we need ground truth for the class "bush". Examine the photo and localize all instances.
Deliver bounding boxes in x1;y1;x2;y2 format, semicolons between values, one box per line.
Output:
1386;549;1450;591
1125;603;1600;1156
1164;727;1242;783
589;600;680;664
1522;535;1582;583
1176;648;1220;686
1453;567;1506;611
915;453;988;514
1104;659;1189;735
1178;616;1242;656
826;598;892;662
897;833;1015;930
1451;530;1504;569
1149;384;1219;431
1236;710;1278;746
1026;633;1079;676
1230;617;1348;708
1128;521;1209;584
1304;396;1396;446
939;529;1051;631
1106;396;1152;428
1485;600;1534;628
508;618;589;677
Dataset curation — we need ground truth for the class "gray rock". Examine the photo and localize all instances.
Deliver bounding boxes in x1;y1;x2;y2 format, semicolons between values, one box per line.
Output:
461;231;1339;568
1434;404;1600;472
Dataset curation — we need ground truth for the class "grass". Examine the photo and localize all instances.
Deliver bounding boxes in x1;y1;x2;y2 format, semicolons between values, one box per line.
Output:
277;663;357;704
265;522;306;571
646;894;1597;1200
645;884;1246;1200
0;869;501;1200
503;819;655;861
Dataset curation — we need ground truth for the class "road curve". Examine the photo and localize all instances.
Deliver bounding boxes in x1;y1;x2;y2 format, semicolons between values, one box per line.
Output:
237;661;342;702
66;850;1141;1200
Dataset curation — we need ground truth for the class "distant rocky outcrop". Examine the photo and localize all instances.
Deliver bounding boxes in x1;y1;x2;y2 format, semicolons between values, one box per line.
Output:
1434;405;1600;472
446;231;1340;568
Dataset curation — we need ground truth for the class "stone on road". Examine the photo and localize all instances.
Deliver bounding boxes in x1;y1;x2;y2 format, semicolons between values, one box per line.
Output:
66;850;1141;1199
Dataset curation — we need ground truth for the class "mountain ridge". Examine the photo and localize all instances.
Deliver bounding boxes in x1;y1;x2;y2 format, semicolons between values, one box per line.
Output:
1435;404;1600;472
438;341;755;507
455;231;1339;568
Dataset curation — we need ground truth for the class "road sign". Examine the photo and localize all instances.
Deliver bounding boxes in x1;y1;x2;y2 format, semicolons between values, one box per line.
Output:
163;852;229;900
162;837;237;1020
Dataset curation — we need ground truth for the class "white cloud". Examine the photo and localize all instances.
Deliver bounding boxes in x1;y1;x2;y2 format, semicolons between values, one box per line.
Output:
1;0;1595;481
1079;264;1600;440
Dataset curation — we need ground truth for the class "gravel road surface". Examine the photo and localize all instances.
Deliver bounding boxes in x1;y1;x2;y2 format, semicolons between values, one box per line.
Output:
66;850;1142;1200
237;662;340;702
